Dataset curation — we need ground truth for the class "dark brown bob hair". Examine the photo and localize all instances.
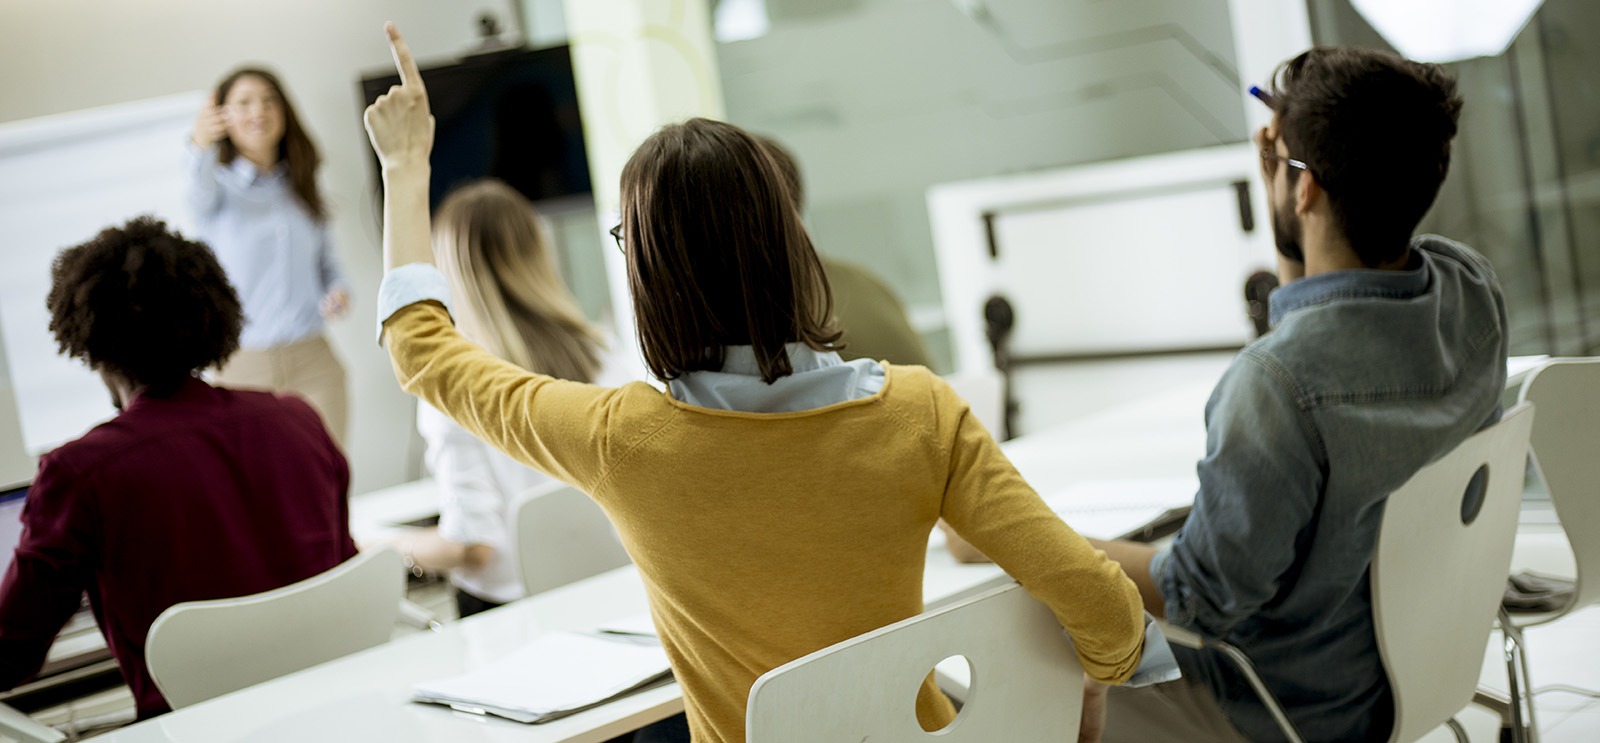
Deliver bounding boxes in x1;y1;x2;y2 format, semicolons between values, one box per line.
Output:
620;118;840;384
214;67;327;221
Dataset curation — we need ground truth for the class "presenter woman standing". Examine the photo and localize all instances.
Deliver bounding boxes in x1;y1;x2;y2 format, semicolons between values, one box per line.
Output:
188;68;350;447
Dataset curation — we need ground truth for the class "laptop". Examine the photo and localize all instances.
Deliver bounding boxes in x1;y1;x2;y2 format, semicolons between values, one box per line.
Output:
0;482;26;580
0;482;116;688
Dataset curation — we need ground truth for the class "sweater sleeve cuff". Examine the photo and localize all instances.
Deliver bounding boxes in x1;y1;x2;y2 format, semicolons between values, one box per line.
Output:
1057;614;1182;688
377;263;454;344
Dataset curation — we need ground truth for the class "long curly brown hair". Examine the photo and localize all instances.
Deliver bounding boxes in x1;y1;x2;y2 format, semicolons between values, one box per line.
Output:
48;216;243;397
214;67;327;221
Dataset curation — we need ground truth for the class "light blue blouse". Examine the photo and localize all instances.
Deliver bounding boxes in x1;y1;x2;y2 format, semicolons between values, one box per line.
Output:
186;143;348;350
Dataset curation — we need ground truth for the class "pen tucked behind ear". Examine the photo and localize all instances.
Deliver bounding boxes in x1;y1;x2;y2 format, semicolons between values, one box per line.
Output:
1249;85;1277;109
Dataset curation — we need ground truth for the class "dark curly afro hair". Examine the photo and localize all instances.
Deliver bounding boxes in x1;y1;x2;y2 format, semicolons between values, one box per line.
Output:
47;216;243;397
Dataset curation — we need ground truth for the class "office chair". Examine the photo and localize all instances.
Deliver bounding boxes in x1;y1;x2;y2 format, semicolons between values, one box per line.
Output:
515;483;632;597
942;369;1005;441
746;581;1084;742
1481;357;1600;742
1162;403;1536;743
145;547;405;708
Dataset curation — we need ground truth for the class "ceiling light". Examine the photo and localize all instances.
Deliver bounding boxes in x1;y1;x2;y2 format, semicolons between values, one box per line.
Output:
1350;0;1545;63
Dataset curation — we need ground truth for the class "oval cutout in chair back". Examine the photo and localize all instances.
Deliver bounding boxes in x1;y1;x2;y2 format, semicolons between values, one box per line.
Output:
1460;464;1490;524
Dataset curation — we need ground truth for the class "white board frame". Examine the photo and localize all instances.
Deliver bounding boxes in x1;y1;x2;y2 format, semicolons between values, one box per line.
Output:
928;143;1278;375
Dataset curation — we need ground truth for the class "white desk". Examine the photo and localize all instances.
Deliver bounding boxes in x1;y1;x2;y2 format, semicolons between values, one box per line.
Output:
348;477;443;546
88;378;1217;743
87;556;1014;743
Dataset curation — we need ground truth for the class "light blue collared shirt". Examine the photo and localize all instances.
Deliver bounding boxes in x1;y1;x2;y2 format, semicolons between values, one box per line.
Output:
186;142;348;350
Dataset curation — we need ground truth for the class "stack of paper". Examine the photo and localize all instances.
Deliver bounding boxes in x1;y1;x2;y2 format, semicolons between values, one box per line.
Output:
412;632;674;724
1042;478;1197;541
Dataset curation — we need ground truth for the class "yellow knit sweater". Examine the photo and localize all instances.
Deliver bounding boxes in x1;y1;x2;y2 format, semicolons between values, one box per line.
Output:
384;302;1145;743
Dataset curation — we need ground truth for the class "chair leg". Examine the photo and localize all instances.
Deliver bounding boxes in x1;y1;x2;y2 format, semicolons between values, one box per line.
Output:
1211;642;1305;743
1474;688;1516;743
1498;607;1538;743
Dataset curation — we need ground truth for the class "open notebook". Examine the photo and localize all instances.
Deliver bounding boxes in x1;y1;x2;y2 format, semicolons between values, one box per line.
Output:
412;632;674;724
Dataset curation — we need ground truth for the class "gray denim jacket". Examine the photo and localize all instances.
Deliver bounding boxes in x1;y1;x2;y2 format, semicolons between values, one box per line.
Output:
1149;235;1508;742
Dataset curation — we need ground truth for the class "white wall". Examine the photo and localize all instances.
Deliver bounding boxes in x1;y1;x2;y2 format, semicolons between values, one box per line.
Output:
0;0;520;494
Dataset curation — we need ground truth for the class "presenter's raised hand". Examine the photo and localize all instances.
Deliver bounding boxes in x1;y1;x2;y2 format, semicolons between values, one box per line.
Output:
363;22;434;169
191;92;227;148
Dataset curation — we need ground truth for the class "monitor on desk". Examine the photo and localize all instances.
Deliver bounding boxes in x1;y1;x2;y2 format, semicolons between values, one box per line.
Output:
0;482;26;578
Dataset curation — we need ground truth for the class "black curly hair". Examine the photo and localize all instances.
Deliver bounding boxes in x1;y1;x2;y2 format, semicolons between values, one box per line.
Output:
47;216;244;397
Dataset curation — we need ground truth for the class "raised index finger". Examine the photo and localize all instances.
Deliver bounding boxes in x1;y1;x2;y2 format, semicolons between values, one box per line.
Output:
385;22;425;93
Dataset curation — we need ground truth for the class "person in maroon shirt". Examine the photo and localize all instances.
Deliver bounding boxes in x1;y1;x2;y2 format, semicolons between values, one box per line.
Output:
0;216;356;719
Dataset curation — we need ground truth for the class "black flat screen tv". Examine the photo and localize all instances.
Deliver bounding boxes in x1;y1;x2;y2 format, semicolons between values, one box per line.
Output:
359;45;592;211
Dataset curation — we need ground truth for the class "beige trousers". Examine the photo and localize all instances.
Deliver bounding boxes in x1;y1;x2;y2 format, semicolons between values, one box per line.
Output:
215;334;348;449
1102;677;1251;743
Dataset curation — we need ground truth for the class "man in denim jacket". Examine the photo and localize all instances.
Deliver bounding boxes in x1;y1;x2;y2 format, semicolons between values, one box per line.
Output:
1088;48;1508;742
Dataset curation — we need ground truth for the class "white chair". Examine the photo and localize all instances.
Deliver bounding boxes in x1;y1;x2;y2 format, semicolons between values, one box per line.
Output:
0;702;64;743
942;369;1005;441
515;483;633;597
746;581;1084;742
1480;357;1600;741
1515;358;1600;622
1163;403;1535;743
145;547;405;708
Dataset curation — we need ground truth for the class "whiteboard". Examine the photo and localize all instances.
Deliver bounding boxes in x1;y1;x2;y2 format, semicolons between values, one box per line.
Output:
927;143;1280;375
0;92;202;454
993;181;1263;357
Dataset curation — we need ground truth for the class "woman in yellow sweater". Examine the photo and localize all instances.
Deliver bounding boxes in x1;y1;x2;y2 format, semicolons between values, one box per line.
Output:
364;24;1145;743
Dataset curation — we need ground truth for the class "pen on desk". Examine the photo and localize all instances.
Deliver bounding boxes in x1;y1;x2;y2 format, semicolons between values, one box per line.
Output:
1249;85;1276;109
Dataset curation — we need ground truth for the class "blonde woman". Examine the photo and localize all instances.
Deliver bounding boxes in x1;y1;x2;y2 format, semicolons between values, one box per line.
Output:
400;179;627;618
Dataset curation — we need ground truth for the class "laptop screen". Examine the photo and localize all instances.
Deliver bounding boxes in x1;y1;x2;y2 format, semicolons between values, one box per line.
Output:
0;483;27;579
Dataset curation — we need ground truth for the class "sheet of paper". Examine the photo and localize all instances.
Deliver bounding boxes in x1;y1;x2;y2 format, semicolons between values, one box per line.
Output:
413;632;671;722
1042;477;1197;540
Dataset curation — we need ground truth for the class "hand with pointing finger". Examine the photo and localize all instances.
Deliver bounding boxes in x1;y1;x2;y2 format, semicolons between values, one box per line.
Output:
363;22;435;170
192;91;227;149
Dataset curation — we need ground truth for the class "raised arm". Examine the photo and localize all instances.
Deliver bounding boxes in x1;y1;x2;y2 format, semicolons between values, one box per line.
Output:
363;22;436;272
184;92;227;217
362;24;622;492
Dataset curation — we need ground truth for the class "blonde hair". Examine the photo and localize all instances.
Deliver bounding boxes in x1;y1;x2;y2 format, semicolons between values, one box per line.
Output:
433;180;605;383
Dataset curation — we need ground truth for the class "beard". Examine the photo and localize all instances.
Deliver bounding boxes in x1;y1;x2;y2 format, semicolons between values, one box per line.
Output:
1271;196;1305;264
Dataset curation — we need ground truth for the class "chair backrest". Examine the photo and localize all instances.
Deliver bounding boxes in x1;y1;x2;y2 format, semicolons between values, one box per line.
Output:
145;547;405;709
746;582;1083;742
1372;403;1535;743
514;483;632;597
1519;357;1600;613
942;370;1005;441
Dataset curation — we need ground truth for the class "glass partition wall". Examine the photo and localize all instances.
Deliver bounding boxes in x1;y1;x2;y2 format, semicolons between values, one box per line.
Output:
1311;0;1600;357
711;0;1250;372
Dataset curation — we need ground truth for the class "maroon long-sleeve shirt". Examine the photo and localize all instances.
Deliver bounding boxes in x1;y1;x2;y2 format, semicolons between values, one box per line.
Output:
0;377;356;718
